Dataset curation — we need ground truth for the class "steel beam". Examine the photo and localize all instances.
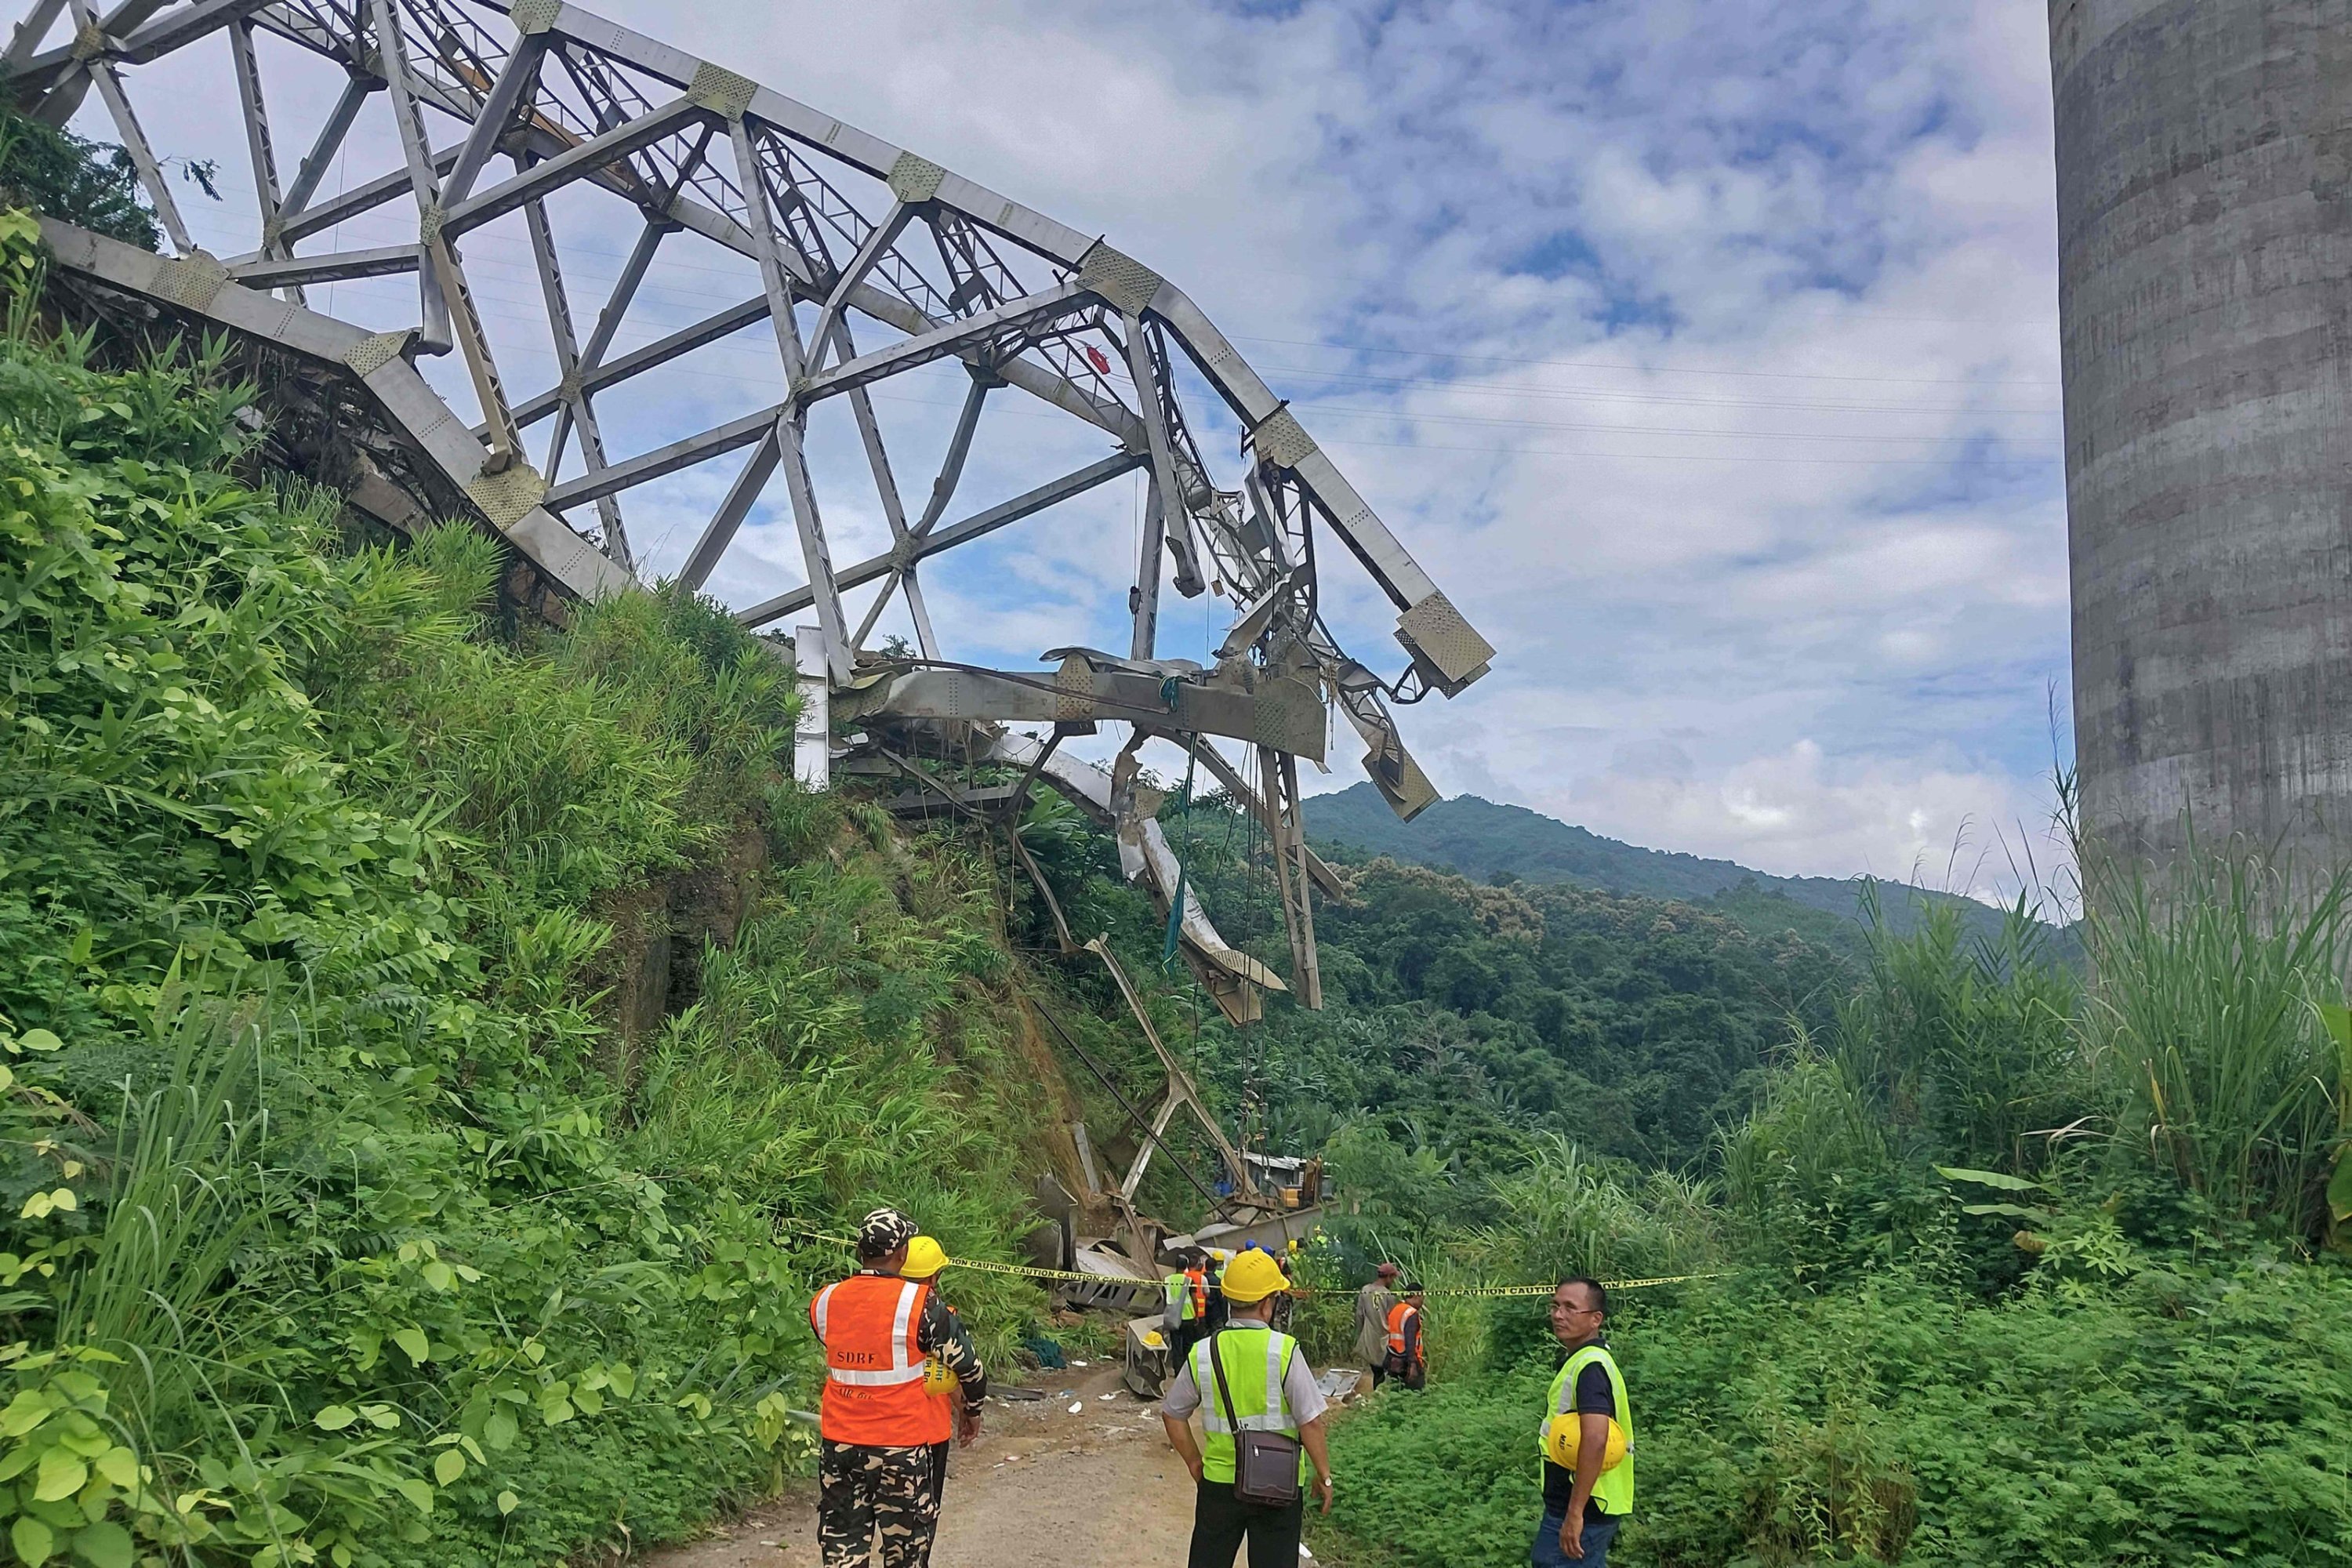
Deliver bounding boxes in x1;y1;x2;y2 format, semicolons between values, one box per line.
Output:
735;451;1144;629
511;292;768;428
793;279;1091;406
277;142;463;246
542;402;782;511
1121;310;1184;660
278;74;374;218
728;113;848;681
227;17;301;302
524;193;629;567
227;245;420;288
915;369;992;535
441;93;702;238
438;31;548;210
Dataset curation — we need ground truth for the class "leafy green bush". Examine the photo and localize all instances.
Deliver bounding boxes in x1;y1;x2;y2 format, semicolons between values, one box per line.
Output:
0;230;1057;1566
1320;1263;2352;1568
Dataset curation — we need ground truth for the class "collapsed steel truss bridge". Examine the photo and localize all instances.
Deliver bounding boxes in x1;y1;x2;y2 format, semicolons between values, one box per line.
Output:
5;0;1496;1023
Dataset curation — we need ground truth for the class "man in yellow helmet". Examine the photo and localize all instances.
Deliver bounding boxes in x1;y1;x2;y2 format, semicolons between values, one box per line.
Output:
900;1236;978;1525
1537;1276;1634;1566
1158;1247;1334;1567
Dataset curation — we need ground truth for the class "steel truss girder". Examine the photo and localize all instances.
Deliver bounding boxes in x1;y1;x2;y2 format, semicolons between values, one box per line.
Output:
7;0;1496;1015
2;0;1490;710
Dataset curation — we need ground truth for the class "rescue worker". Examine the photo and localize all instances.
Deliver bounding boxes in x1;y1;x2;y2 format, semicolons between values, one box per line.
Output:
1383;1282;1427;1390
1199;1250;1231;1338
809;1209;986;1568
1536;1276;1635;1566
1237;1241;1294;1330
1268;1243;1299;1334
898;1236;978;1517
1159;1247;1335;1568
1353;1262;1399;1386
1165;1249;1210;1362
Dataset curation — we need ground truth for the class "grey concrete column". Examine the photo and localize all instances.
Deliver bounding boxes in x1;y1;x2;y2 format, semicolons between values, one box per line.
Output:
2051;0;2352;881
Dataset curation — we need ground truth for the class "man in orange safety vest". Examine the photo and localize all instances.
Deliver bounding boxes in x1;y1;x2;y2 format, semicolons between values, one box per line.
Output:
810;1208;987;1567
1384;1283;1428;1390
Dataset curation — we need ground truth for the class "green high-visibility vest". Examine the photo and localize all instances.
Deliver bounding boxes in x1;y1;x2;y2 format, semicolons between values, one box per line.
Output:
1541;1342;1635;1517
1190;1326;1308;1485
1165;1273;1198;1321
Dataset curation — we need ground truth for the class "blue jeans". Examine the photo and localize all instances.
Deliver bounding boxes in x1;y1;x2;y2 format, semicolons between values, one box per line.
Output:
1530;1508;1619;1567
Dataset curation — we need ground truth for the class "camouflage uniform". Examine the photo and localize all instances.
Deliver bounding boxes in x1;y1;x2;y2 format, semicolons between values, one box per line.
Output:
818;1439;941;1568
816;1269;985;1566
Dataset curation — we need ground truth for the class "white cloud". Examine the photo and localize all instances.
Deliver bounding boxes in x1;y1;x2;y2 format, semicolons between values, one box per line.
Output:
1563;739;2063;905
70;0;2073;893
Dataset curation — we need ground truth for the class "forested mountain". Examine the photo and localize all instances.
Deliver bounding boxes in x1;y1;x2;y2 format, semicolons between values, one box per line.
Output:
1308;782;2031;956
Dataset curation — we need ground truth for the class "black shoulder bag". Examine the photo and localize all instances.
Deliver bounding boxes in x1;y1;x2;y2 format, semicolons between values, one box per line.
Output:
1208;1329;1304;1508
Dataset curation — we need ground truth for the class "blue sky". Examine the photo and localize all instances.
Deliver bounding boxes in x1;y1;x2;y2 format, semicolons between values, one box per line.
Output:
95;0;2071;898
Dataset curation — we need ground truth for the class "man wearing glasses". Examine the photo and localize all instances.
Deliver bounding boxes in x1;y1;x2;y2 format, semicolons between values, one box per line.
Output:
1535;1277;1634;1566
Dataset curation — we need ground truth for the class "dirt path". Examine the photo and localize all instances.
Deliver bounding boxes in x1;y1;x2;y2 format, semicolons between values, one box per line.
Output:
648;1361;1225;1568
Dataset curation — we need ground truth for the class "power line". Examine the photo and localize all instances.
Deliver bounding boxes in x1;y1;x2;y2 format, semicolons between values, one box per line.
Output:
1225;332;2060;389
1245;362;2062;417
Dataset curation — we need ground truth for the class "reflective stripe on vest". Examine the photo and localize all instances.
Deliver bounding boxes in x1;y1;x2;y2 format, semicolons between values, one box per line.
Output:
1540;1341;1635;1517
810;1274;935;1445
1385;1301;1419;1356
1191;1327;1305;1486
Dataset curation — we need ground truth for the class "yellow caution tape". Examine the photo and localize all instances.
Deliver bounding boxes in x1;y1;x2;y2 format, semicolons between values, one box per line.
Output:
767;1218;1720;1296
1424;1274;1727;1298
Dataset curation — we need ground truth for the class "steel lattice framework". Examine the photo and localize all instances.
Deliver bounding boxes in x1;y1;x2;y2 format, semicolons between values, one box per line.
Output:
5;0;1495;1020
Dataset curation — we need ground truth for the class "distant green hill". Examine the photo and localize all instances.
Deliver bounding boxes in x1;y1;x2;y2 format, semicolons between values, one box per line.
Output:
1305;783;2045;958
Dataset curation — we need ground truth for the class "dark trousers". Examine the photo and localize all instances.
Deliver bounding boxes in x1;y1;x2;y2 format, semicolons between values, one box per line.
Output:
1188;1477;1303;1568
1367;1362;1387;1388
924;1440;949;1510
1530;1508;1620;1567
817;1439;940;1567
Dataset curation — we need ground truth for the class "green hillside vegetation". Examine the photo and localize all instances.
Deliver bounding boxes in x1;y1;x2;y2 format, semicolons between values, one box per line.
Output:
1279;845;2352;1566
1308;782;2038;959
0;225;1086;1567
1005;766;2352;1566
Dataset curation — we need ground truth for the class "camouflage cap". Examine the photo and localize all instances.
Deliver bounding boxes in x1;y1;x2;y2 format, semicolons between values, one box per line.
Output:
856;1207;919;1260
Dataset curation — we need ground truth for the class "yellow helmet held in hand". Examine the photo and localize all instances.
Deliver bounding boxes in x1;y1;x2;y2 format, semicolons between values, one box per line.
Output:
903;1236;949;1280
1543;1413;1629;1472
1220;1247;1290;1302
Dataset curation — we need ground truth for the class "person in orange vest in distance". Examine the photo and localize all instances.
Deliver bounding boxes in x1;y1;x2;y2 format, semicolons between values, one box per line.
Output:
1164;1247;1211;1364
1383;1283;1427;1390
1185;1250;1213;1336
810;1209;986;1568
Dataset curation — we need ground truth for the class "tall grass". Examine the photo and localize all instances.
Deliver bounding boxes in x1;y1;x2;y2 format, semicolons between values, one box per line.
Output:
1837;889;2081;1172
57;1017;262;1378
2080;840;2352;1232
1471;1134;1717;1286
1721;1031;1891;1217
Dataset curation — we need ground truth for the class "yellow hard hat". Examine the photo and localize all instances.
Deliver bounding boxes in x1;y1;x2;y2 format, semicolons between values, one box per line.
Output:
1543;1413;1629;1472
1220;1247;1290;1302
921;1357;957;1394
903;1236;949;1280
